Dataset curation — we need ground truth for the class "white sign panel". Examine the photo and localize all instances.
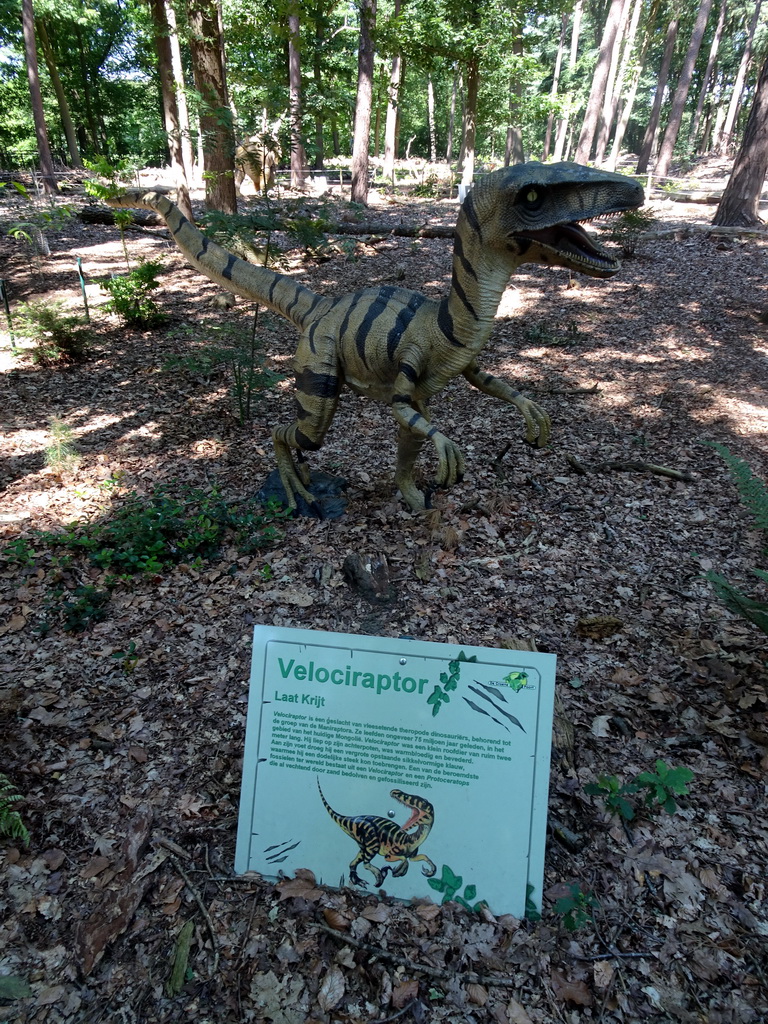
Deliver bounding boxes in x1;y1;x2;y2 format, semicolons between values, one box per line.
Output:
236;627;556;917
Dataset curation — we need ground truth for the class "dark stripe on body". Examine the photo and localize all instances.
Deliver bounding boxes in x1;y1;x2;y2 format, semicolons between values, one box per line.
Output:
221;253;237;281
295;428;322;452
354;287;397;363
338;296;364;362
451;270;479;321
462;193;482;239
385;292;428;362
453;233;477;281
167;207;187;235
295;367;341;399
195;236;210;260
437;300;464;348
398;363;419;384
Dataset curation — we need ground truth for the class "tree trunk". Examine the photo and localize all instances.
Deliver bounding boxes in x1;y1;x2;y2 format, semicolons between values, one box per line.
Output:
427;76;436;163
654;0;714;178
288;12;307;187
312;8;325;170
595;0;642;165
383;48;402;179
166;0;196;183
35;18;82;168
715;0;762;154
636;16;679;173
543;12;568;161
607;0;661;170
504;29;524;166
712;52;768;226
554;0;583;163
593;0;633;165
149;0;193;221
446;66;459;163
689;0;726;149
461;56;479;184
574;0;624;164
187;0;237;213
351;0;376;204
22;0;58;191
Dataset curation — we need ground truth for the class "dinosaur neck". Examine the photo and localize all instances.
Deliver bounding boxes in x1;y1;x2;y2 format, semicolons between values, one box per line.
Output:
438;208;522;357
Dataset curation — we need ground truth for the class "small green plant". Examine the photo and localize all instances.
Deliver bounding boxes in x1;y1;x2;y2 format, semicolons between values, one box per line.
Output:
412;173;453;199
2;537;36;567
603;207;657;257
0;773;30;844
101;261;166;327
14;301;90;364
58;585;111;632
586;760;693;821
45;418;80;475
40;484;290;577
427;864;489;913
703;443;768;635
111;640;139;673
524;320;581;347
554;884;598;932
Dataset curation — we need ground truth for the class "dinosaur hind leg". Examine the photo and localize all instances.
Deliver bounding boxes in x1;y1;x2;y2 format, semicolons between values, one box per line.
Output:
272;338;342;510
395;424;428;511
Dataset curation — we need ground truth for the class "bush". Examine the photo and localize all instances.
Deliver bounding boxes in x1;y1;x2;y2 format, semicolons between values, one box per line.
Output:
101;261;166;327
603;207;657;257
14;301;90;364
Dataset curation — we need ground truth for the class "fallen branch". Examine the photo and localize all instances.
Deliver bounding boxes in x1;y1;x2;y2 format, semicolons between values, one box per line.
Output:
564;454;692;482
159;842;220;978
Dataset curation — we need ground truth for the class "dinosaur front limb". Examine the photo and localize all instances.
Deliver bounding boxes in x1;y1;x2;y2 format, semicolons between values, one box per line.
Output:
392;400;465;510
463;362;551;447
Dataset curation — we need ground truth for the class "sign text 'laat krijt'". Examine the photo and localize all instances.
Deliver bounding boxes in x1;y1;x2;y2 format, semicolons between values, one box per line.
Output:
236;627;556;918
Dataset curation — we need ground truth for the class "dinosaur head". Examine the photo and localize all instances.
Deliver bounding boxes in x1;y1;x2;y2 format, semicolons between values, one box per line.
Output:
464;161;645;279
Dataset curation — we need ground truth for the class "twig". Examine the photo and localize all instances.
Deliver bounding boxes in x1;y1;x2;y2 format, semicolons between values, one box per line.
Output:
595;460;693;482
161;845;220;978
371;998;421;1024
534;383;601;396
316;921;520;988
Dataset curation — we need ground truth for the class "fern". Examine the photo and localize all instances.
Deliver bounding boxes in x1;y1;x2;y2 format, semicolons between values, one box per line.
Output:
705;443;768;636
706;442;768;537
0;773;29;844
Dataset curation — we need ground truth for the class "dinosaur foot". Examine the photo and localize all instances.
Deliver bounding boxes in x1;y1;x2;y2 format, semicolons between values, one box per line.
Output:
257;469;348;519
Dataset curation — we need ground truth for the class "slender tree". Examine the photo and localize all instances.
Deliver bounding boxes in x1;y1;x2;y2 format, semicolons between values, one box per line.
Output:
653;0;714;178
713;51;768;226
149;0;193;220
554;0;583;162
715;0;762;154
636;14;679;173
689;0;726;149
351;0;376;203
543;11;568;161
35;17;82;168
382;0;403;181
166;0;196;183
21;0;58;191
288;9;308;187
187;0;237;213
574;0;624;164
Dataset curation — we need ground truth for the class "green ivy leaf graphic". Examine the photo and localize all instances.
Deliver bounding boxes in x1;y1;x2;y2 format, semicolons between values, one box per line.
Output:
503;670;528;691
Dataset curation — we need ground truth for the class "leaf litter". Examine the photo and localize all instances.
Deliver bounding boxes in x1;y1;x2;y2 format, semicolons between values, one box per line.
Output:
0;178;767;1022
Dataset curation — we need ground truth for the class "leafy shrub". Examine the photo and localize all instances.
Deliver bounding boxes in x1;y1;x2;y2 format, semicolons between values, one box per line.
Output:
40;484;290;577
705;443;768;635
585;760;694;821
412;173;453;199
14;301;90;364
100;261;166;327
603;207;657;257
0;774;29;844
554;884;598;932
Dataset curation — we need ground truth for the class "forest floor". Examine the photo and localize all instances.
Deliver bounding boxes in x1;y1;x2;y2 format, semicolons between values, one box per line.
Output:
0;161;767;1024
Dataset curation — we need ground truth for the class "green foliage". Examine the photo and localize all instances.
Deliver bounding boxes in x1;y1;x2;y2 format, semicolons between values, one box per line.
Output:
14;301;91;364
56;584;111;632
586;760;694;821
0;773;29;845
704;443;768;635
100;261;166;328
164;320;286;422
553;884;598;932
111;640;139;673
603;208;657;257
45;418;80;475
39;484;290;578
412;173;453;199
427;864;489;913
524;320;581;347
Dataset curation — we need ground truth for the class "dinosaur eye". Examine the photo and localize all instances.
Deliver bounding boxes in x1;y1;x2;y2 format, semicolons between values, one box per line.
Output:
526;190;538;203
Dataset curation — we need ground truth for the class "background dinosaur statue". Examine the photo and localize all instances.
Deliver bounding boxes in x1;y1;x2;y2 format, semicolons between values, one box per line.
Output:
108;163;643;513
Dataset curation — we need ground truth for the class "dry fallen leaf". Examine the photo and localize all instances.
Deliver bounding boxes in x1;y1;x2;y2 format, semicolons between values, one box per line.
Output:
550;970;592;1006
392;979;419;1009
505;998;534;1024
317;965;345;1012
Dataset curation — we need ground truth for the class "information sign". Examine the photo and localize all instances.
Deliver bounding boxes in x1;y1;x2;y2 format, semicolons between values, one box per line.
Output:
236;627;556;917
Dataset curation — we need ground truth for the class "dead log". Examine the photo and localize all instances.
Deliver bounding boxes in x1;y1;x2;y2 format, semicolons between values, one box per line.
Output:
78;206;164;227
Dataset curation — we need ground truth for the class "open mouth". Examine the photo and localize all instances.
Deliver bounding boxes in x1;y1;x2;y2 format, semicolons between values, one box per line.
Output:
516;220;620;273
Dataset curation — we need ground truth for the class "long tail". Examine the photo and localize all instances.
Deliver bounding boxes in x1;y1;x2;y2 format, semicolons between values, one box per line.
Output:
107;189;330;331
